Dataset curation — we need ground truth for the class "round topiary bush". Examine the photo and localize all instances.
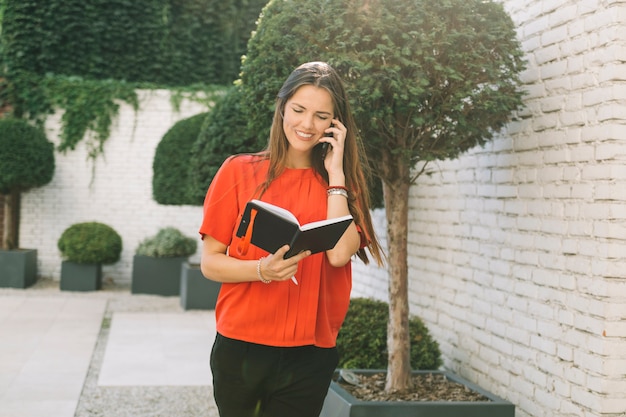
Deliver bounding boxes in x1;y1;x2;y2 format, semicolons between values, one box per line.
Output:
0;118;55;194
153;112;209;206
336;298;442;370
135;227;197;258
187;86;261;205
57;222;122;264
0;118;55;249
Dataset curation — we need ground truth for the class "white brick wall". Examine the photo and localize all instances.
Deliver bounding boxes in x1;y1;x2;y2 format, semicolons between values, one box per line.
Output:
20;90;208;281
351;1;626;416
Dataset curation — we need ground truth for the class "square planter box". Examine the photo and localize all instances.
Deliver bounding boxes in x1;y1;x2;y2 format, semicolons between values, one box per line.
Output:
320;370;515;417
180;263;221;310
131;255;187;296
60;261;102;292
0;249;37;288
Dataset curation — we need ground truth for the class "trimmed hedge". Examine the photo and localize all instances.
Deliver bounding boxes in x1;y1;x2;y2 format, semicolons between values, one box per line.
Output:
0;118;55;194
2;0;267;86
337;298;442;370
153;112;209;205
57;222;122;265
187;87;262;204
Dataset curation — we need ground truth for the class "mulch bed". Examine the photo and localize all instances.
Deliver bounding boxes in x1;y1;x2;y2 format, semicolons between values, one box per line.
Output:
337;372;490;402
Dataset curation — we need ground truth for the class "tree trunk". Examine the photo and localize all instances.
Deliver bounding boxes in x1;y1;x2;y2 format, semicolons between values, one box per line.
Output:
383;178;412;392
2;191;19;250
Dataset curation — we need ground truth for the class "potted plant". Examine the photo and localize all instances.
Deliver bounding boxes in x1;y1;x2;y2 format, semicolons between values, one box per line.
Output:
320;298;514;416
335;298;443;372
57;222;122;291
0;118;55;288
131;227;197;296
236;0;525;404
180;262;221;310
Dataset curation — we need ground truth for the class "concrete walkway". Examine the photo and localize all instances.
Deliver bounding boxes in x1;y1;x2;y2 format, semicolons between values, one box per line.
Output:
0;279;219;417
0;296;105;417
98;312;213;387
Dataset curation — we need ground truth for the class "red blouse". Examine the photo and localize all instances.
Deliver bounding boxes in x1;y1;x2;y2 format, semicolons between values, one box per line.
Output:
199;155;352;348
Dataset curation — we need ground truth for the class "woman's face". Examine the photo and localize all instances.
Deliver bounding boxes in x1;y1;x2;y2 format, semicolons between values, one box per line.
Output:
282;85;334;159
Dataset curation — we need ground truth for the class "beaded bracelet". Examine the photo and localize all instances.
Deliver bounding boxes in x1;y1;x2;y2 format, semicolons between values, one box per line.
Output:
327;188;349;198
257;257;271;284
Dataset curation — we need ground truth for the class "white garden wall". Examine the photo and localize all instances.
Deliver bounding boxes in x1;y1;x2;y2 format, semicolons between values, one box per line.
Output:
20;90;208;282
352;1;626;416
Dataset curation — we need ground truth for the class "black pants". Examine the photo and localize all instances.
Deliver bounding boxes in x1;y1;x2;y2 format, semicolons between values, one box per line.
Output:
210;333;338;417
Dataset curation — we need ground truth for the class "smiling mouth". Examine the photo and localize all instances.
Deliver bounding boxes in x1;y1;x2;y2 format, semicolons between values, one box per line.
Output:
296;130;314;139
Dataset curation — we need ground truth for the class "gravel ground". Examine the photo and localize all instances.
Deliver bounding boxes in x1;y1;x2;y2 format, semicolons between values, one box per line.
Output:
12;277;219;417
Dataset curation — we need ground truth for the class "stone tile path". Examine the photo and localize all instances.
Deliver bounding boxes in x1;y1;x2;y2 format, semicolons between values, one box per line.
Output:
0;280;219;417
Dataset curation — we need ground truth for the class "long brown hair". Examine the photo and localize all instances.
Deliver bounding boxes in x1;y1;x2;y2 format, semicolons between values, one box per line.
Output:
257;62;384;266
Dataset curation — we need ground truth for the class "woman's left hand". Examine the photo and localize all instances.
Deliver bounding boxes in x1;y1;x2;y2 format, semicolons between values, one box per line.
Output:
322;118;346;175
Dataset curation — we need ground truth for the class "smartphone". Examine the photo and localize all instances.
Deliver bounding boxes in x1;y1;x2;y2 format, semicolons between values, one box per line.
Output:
325;122;335;137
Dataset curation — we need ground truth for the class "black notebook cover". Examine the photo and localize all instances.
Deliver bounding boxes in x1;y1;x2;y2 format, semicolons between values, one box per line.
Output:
236;200;353;259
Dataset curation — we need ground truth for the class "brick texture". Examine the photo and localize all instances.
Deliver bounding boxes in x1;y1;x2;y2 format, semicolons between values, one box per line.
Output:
351;1;626;416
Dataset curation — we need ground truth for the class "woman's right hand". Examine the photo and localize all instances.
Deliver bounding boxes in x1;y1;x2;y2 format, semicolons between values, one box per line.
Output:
323;118;347;177
260;245;310;283
201;236;310;284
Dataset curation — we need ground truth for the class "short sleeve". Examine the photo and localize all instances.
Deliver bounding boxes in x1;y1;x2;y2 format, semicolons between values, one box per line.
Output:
199;156;243;246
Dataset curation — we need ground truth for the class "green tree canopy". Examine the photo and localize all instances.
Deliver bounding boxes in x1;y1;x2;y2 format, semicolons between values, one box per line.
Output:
240;0;525;176
230;0;526;392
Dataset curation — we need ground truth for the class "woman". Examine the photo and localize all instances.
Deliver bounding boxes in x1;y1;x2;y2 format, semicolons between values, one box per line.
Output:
199;61;384;417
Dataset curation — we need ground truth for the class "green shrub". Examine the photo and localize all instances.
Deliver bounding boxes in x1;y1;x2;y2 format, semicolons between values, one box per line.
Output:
336;298;442;370
57;222;122;264
153;112;209;205
187;86;262;204
136;227;197;258
0;117;55;249
0;118;55;195
2;0;267;86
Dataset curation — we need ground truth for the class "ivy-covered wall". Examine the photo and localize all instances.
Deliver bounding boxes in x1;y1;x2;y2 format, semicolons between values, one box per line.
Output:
2;0;266;86
19;90;207;282
0;0;267;218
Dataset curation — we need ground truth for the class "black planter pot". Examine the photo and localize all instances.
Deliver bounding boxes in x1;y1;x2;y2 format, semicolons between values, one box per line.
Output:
60;261;102;292
180;263;221;310
320;370;515;417
131;255;187;296
0;249;37;288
